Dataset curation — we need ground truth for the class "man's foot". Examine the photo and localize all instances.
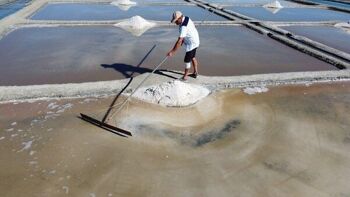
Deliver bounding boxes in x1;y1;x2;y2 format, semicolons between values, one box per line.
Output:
190;73;198;78
179;76;188;81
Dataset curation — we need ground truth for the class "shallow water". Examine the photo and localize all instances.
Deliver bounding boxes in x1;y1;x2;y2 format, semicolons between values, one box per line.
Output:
227;6;350;21
0;26;334;85
208;0;300;7
205;0;271;3
283;25;350;53
0;82;349;196
0;0;31;19
307;0;350;9
30;3;226;21
134;0;185;2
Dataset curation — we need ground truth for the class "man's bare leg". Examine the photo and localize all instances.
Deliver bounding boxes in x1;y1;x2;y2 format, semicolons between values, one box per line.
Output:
183;68;190;80
191;58;198;76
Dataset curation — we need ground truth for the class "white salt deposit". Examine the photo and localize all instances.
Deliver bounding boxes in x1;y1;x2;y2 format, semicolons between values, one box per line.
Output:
264;7;281;14
111;0;136;6
131;80;210;107
30;119;40;126
0;137;5;141
11;122;17;126
263;0;283;14
111;0;136;11
48;102;59;110
62;186;69;194
243;87;269;95
79;98;97;104
45;113;60;120
335;22;350;34
263;0;283;9
89;193;96;197
114;15;157;36
18;140;34;152
56;103;73;113
29;161;38;165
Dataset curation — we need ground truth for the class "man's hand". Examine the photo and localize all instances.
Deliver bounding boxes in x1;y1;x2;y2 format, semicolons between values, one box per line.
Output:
167;50;174;57
167;37;183;57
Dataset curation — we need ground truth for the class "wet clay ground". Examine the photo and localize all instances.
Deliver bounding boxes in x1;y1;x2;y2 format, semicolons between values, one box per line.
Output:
0;81;350;196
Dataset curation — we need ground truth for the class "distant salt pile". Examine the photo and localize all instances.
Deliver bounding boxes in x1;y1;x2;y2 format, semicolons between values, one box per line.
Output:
243;87;269;95
114;15;157;36
111;0;136;5
335;22;350;34
263;0;283;14
263;0;283;9
131;80;210;107
111;0;136;6
111;0;136;11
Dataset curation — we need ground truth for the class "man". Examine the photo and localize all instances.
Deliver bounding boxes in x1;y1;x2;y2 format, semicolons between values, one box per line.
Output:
167;11;200;80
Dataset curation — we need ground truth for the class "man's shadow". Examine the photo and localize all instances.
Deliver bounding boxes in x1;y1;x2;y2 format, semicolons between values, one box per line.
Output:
99;44;177;123
101;63;152;78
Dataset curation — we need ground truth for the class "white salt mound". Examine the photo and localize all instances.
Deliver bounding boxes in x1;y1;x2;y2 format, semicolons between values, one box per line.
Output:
243;87;269;95
263;0;283;9
114;16;157;36
334;22;350;34
111;0;136;6
131;80;210;107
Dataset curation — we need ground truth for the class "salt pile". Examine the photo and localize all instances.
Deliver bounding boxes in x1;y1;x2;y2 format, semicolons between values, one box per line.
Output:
335;22;350;34
263;0;283;14
263;0;283;8
114;15;157;36
131;80;210;107
111;0;136;5
243;87;269;95
111;0;136;11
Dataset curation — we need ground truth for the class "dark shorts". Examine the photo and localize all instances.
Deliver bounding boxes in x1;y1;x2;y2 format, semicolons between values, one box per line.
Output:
184;48;197;63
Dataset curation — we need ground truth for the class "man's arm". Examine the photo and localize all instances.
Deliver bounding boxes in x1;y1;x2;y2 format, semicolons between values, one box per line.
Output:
167;37;184;57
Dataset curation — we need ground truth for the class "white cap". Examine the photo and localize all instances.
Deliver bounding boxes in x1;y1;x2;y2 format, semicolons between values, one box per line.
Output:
171;11;183;23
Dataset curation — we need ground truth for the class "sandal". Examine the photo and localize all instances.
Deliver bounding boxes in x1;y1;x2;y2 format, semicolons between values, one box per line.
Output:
190;73;198;78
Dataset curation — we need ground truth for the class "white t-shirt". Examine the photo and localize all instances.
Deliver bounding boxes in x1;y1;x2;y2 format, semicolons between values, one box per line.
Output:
179;16;200;52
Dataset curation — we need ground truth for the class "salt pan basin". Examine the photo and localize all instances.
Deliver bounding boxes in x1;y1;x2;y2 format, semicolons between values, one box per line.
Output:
0;26;334;86
283;25;350;54
1;82;350;196
30;3;226;21
226;7;350;21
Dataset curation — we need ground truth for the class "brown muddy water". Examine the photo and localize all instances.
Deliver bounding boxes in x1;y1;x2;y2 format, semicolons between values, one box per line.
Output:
0;26;334;85
0;82;349;196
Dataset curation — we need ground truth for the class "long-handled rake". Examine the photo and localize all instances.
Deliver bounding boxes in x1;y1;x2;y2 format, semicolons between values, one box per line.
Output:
80;56;168;137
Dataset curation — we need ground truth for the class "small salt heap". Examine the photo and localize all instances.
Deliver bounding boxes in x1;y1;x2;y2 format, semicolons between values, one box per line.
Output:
243;86;269;95
111;0;137;11
334;22;350;34
131;80;210;107
264;0;283;8
114;15;157;36
111;0;136;5
263;0;283;14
